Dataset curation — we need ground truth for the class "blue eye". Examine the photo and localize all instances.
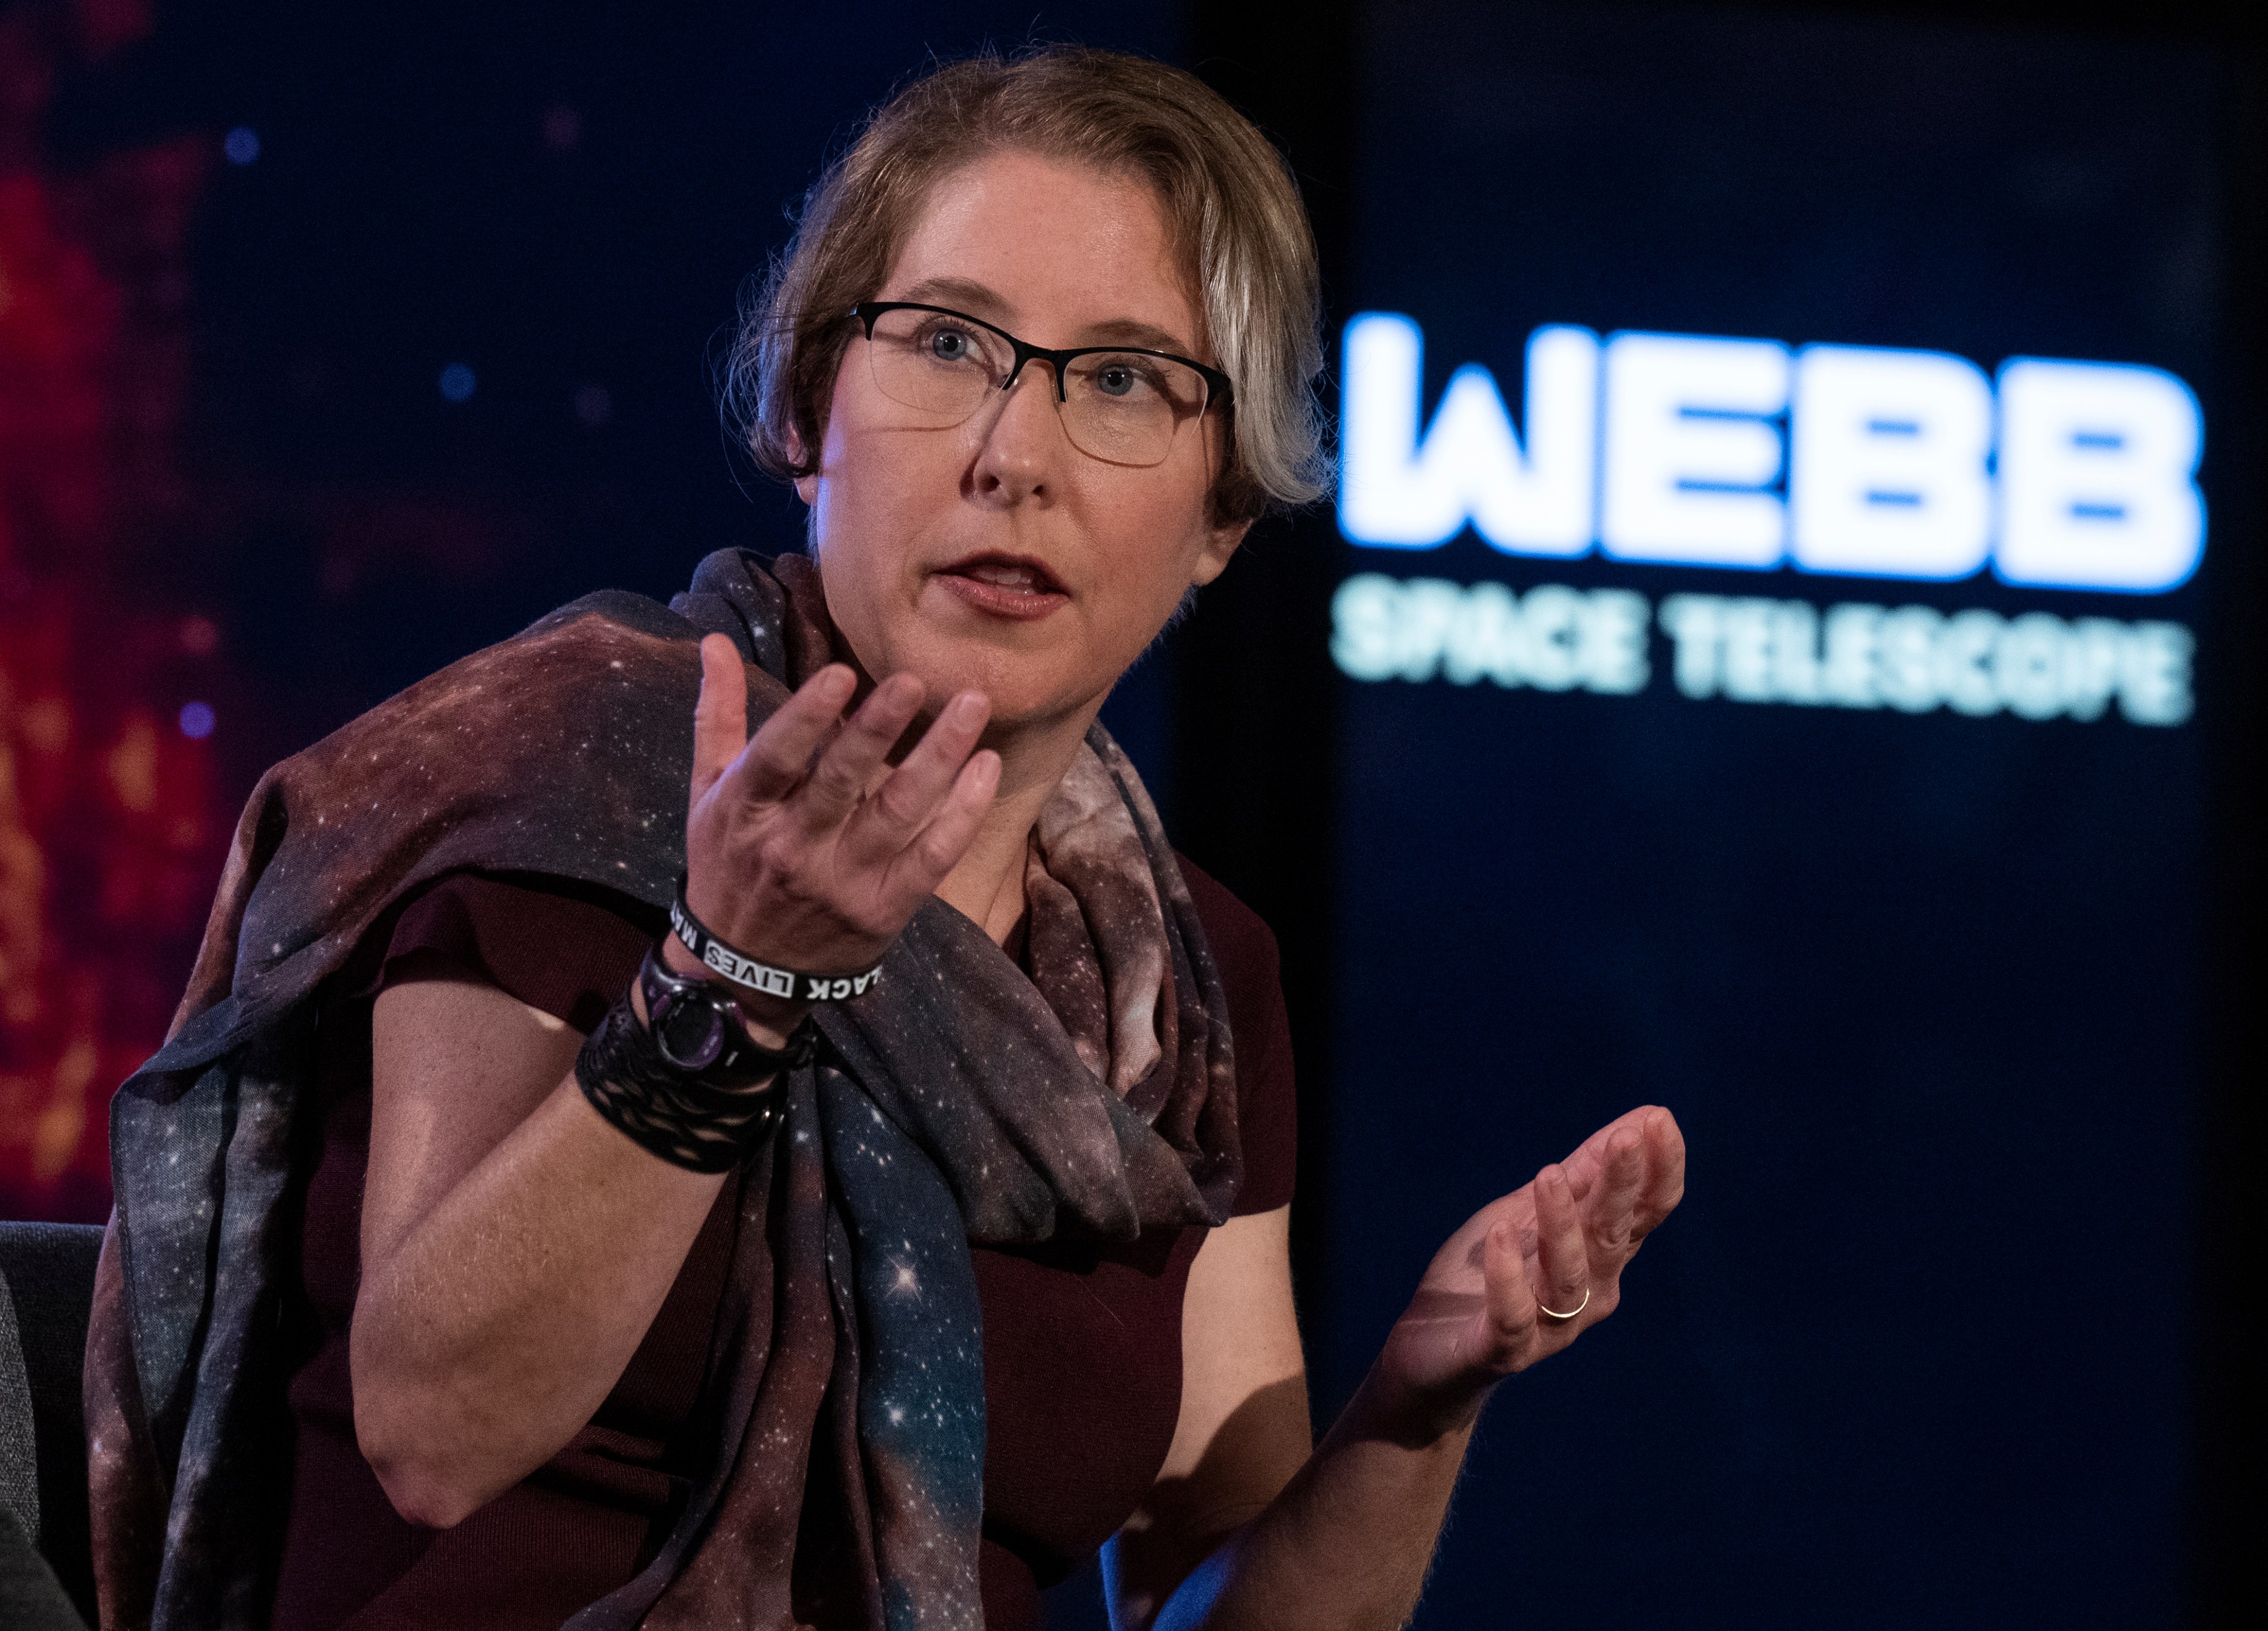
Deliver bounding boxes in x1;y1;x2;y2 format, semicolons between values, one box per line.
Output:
1096;364;1136;397
929;330;971;361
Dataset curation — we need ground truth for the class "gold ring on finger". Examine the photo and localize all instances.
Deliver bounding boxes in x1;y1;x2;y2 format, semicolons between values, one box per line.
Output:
1538;1287;1589;1322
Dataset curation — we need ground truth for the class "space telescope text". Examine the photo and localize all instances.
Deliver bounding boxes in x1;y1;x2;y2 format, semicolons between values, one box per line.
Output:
1331;574;2193;726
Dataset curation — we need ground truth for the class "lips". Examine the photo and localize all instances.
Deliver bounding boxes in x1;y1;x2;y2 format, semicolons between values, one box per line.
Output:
933;552;1070;619
941;553;1065;593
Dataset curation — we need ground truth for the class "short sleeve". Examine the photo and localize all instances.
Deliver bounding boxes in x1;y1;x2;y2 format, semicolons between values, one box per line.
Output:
374;871;659;1033
1176;855;1297;1217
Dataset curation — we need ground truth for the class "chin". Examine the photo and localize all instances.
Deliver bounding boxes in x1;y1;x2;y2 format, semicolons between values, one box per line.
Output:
904;640;1099;735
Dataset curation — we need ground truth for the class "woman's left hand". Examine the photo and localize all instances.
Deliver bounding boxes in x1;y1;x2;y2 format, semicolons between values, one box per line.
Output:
1375;1105;1685;1433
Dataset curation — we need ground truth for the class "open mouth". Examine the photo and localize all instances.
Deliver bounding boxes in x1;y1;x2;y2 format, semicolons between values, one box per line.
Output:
934;553;1070;617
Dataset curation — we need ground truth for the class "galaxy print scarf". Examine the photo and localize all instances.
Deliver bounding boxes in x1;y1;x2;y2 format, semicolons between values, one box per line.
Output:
85;549;1241;1630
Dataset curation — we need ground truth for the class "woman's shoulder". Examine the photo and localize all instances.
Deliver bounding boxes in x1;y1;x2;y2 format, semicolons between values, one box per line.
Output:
1172;851;1281;992
1172;853;1296;1215
337;869;659;1035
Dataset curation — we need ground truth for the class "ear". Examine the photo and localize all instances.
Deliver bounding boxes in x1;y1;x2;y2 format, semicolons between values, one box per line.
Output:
787;425;818;506
1190;516;1255;589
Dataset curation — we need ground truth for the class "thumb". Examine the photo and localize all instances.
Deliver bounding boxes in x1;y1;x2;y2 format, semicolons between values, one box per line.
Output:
689;634;749;805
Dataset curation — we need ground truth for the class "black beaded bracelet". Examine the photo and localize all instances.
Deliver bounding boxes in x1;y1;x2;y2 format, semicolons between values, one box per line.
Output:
575;996;789;1174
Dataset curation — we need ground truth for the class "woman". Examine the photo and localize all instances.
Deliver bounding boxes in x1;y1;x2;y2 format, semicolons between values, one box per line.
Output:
87;46;1683;1631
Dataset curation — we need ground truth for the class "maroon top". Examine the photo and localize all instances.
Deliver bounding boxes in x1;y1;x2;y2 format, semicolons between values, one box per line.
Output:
270;859;1295;1631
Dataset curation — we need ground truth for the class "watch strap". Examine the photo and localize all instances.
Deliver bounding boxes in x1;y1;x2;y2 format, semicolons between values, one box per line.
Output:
575;1002;785;1173
637;945;818;1084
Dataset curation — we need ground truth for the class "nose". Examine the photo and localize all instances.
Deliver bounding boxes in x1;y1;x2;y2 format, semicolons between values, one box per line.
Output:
967;360;1066;505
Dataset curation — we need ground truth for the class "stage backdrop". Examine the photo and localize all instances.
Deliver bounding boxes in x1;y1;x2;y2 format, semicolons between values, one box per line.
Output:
0;3;2246;1629
1314;2;2229;1626
0;0;1185;1231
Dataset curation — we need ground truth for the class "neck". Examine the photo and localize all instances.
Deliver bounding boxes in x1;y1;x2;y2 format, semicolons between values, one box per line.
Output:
933;699;1101;944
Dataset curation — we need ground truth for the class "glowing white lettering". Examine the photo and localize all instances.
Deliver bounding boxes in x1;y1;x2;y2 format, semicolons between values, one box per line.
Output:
1337;573;2192;726
1338;313;1598;555
1329;574;1651;694
1600;332;1790;568
1336;316;2207;595
1657;593;2191;724
1995;359;2204;593
1789;345;1993;579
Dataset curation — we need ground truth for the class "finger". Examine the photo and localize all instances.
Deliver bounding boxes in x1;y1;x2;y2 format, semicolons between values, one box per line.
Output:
848;690;992;859
1585;1125;1646;1274
1633;1107;1688;1236
718;664;859;807
1532;1164;1590;1323
1482;1218;1539;1369
885;748;1000;903
795;671;927;828
689;636;750;805
1561;1104;1656;1201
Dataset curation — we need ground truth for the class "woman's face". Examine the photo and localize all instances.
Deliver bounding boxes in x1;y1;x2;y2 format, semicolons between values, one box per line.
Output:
798;148;1248;740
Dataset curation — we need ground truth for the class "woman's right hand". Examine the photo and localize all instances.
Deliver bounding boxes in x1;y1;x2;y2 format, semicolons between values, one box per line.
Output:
672;634;1000;1028
355;648;996;1527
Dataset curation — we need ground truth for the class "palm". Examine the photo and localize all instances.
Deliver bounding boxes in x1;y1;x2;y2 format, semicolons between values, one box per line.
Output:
1379;1105;1684;1406
680;637;998;977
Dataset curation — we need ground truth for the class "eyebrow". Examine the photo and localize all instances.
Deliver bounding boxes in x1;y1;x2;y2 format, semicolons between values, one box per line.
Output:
1079;316;1199;356
891;276;1202;358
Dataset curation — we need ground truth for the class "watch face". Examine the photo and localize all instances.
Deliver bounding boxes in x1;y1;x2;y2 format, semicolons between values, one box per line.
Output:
654;991;727;1071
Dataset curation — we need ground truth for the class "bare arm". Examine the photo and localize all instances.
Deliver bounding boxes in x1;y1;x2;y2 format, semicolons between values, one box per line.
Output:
1104;1207;1309;1627
1110;1107;1687;1631
349;979;729;1527
349;638;998;1527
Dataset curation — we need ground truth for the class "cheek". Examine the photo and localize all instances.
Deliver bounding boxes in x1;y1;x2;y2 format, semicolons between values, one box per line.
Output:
812;408;927;577
1116;456;1222;603
816;371;982;523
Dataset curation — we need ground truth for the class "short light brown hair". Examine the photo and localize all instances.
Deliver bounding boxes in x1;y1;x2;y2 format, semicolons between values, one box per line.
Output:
728;45;1328;524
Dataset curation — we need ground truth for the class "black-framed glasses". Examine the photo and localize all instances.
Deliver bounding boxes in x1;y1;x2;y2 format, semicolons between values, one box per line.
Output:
848;301;1233;469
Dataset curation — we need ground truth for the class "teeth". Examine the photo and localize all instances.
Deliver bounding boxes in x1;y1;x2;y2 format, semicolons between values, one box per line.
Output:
965;562;1044;590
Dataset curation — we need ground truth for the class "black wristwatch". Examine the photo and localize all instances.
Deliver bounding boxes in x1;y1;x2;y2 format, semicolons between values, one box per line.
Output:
637;945;818;1088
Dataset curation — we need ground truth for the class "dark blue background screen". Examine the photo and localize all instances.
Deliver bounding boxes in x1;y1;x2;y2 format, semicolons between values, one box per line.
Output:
1318;4;2223;1624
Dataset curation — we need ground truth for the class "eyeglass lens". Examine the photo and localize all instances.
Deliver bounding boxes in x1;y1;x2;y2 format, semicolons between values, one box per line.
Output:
861;307;1209;467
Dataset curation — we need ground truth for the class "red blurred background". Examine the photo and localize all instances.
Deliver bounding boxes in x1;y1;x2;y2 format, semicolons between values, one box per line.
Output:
0;0;1187;1226
1;0;225;1223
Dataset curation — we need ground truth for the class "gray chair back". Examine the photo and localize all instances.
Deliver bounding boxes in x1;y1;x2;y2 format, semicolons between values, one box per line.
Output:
0;1221;104;1624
